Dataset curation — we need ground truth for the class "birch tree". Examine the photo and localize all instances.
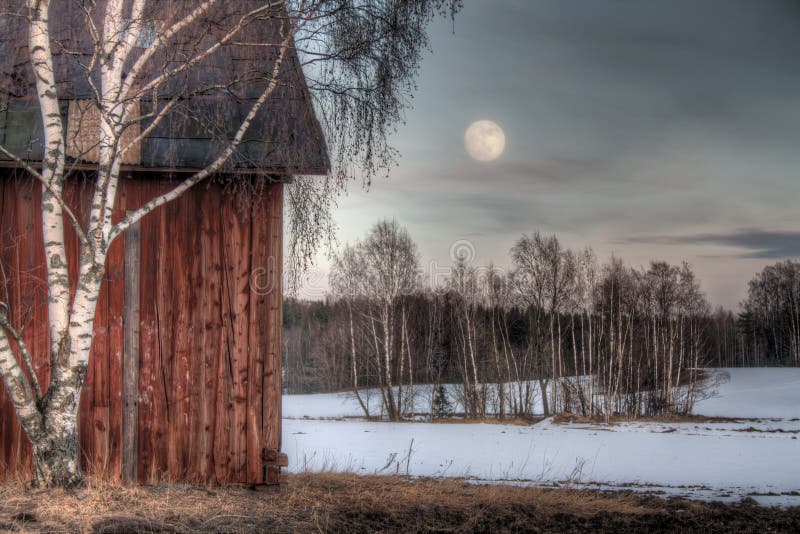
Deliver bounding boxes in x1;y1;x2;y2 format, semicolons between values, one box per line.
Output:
510;233;576;415
328;220;419;420
330;243;371;417
447;254;484;417
360;219;419;420
0;0;459;487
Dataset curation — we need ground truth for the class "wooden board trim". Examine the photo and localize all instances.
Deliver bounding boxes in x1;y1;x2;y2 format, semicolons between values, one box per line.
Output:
122;216;141;484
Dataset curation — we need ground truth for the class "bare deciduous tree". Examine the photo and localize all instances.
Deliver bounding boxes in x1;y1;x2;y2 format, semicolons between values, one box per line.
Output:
330;243;371;417
329;219;419;420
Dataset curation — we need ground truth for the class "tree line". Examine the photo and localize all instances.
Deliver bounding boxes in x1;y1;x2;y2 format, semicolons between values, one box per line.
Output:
283;220;798;421
730;260;800;367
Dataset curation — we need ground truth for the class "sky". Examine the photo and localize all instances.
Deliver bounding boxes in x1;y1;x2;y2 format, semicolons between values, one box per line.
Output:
298;0;800;310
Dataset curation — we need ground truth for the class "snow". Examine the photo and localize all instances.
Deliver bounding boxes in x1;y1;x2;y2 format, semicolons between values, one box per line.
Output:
282;368;800;503
694;368;800;419
283;392;368;419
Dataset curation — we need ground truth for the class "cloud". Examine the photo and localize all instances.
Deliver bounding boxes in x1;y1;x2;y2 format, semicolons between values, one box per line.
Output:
620;229;800;259
328;0;800;309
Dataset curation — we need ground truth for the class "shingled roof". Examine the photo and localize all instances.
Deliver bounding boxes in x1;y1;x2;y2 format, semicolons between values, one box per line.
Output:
0;0;330;175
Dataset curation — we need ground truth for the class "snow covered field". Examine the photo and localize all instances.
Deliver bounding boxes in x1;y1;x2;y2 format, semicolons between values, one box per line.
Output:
282;369;800;505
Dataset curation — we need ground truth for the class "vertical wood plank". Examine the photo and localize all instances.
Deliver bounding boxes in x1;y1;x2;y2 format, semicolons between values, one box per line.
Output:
13;177;37;475
214;252;233;484
106;182;127;481
200;191;222;482
246;193;268;484
135;181;158;482
122;214;141;485
263;184;284;484
0;176;22;477
91;263;110;476
233;202;252;483
168;193;191;481
186;189;206;483
217;195;251;482
152;190;172;480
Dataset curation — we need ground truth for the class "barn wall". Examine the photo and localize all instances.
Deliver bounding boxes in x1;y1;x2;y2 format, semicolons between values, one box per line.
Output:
0;173;284;484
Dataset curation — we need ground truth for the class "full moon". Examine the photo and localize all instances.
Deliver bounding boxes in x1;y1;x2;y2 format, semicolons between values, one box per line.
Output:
464;120;506;161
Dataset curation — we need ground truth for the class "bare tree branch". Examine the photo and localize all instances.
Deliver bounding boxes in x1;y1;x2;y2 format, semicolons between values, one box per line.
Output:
0;316;43;403
110;23;293;242
0;145;90;246
0;326;43;438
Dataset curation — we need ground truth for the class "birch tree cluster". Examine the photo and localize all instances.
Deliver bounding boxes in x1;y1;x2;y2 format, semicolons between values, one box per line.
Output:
284;221;741;421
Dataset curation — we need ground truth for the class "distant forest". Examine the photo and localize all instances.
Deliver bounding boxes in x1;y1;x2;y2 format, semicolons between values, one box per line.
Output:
283;220;800;420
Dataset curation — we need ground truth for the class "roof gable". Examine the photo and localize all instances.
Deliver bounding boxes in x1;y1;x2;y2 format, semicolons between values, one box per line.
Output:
0;0;329;175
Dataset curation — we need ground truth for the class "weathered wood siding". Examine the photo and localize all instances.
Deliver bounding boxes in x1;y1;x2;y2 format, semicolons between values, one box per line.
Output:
0;174;283;484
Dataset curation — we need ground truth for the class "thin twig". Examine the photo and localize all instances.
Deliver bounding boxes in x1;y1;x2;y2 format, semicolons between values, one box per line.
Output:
0;145;90;247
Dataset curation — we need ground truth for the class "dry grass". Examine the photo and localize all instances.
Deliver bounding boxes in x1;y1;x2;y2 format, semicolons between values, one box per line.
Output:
292;415;544;426
0;473;797;532
413;416;543;426
551;413;754;425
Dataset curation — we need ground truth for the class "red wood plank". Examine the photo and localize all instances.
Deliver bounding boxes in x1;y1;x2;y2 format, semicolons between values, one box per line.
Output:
263;184;283;484
246;193;267;484
216;196;249;482
91;243;110;476
136;181;160;482
230;198;252;483
199;191;222;482
168;193;191;480
153;184;173;481
13;177;38;476
106;180;126;481
185;189;207;483
268;185;284;453
213;279;233;484
0;176;22;477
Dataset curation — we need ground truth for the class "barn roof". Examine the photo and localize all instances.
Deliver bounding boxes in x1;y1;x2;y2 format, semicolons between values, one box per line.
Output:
0;0;329;175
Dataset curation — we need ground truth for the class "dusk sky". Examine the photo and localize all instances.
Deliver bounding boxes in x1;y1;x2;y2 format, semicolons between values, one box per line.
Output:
300;0;800;309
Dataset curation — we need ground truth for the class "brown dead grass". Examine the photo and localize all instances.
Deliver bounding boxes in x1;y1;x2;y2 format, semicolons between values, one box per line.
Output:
0;473;797;532
294;415;544;426
552;413;754;425
419;415;543;426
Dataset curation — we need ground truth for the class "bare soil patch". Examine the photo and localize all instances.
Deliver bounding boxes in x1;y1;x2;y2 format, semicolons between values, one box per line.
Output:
0;473;797;532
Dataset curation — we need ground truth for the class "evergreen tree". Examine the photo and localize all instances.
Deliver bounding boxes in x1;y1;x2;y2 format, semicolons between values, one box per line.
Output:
432;385;454;419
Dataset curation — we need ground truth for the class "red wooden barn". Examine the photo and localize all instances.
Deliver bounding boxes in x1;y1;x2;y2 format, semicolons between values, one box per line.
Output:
0;1;328;485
